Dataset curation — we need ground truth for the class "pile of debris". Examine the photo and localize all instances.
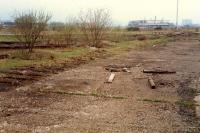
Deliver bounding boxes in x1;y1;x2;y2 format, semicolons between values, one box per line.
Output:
143;69;176;89
105;64;176;89
105;65;131;73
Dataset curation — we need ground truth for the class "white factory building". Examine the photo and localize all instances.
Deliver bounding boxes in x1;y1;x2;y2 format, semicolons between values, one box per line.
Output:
128;20;175;29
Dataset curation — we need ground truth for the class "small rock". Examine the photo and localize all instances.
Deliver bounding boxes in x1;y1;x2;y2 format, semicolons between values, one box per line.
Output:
2;121;8;127
21;70;27;75
89;47;97;51
16;86;29;92
122;68;131;73
136;63;142;67
46;85;53;89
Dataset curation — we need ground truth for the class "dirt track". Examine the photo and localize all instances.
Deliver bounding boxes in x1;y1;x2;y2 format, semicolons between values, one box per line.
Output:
0;36;200;132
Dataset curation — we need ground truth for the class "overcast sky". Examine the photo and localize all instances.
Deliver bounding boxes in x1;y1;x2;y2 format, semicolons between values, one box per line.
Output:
0;0;199;25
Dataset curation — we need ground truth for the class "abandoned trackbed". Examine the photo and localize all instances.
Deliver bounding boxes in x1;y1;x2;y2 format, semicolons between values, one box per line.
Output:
0;49;108;91
0;58;89;91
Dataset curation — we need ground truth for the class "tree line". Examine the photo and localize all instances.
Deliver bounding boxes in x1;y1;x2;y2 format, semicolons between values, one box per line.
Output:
13;9;111;53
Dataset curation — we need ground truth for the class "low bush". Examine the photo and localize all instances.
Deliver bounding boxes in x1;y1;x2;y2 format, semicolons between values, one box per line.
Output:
154;27;163;30
127;27;140;31
10;50;55;60
137;35;147;41
195;28;199;32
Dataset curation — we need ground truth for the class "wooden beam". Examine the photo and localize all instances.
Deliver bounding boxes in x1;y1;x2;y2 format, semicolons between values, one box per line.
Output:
143;69;176;74
148;77;156;89
105;67;121;72
107;73;115;83
122;68;131;73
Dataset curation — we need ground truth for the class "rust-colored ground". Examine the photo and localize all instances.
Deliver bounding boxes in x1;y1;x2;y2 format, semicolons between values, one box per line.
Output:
0;35;200;132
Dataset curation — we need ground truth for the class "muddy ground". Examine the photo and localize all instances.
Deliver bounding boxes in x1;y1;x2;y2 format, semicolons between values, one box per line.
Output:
0;35;200;133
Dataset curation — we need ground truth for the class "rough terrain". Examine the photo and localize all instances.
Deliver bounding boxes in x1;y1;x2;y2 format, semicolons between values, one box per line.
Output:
0;35;200;132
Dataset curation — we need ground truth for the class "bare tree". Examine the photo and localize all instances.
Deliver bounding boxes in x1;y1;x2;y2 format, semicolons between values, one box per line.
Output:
0;19;2;30
14;10;51;52
63;17;77;46
79;9;111;48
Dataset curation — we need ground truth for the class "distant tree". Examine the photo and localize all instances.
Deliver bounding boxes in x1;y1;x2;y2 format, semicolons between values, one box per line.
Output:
14;10;51;52
63;17;77;46
0;19;2;30
126;27;140;31
79;9;111;48
49;22;65;31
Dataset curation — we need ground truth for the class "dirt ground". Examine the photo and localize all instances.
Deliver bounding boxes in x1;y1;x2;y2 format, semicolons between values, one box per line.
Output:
0;35;200;133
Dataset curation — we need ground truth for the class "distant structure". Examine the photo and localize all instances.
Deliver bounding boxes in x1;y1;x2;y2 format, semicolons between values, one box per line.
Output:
182;19;193;28
128;20;175;29
0;21;15;28
49;22;65;31
0;20;2;28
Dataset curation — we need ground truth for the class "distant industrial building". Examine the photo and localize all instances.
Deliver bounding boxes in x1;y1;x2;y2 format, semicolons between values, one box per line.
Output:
128;20;175;29
182;19;193;27
0;21;2;27
0;21;15;28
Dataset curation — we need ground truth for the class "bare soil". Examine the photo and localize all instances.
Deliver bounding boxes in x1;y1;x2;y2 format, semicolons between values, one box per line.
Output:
0;35;200;132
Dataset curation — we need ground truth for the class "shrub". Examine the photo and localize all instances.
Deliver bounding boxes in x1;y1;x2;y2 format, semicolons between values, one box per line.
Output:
79;9;112;48
14;10;51;52
137;35;147;41
195;28;199;32
154;27;163;30
10;50;55;60
63;17;77;46
127;27;140;31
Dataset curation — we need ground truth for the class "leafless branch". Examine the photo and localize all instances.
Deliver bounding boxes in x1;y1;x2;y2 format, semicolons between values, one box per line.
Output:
79;9;111;48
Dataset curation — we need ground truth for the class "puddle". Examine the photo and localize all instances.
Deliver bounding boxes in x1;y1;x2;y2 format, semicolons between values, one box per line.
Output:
194;94;200;117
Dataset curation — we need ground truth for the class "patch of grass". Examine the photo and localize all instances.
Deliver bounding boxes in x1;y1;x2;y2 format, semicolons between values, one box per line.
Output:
141;99;200;109
175;100;199;108
42;47;89;59
0;36;168;72
0;58;50;71
56;91;88;96
105;41;138;55
90;93;126;99
10;50;55;60
0;47;90;71
141;99;169;103
40;90;126;99
109;96;126;99
105;37;168;55
0;35;18;42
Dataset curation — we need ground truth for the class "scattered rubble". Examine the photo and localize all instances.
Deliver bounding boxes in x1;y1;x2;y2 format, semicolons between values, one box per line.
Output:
105;65;131;73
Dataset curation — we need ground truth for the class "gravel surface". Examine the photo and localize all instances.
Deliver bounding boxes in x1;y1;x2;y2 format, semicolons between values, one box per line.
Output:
0;36;200;132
